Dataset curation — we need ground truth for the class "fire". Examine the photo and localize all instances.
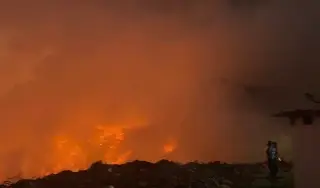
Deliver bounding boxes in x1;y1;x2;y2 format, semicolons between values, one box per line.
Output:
163;144;175;153
51;135;87;173
1;120;179;180
110;150;133;164
36;125;132;177
163;139;177;153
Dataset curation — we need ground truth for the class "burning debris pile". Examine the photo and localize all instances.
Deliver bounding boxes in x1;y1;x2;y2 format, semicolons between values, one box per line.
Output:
1;160;293;188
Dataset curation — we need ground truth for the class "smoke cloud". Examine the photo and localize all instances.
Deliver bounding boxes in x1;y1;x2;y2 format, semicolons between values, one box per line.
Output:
0;0;319;178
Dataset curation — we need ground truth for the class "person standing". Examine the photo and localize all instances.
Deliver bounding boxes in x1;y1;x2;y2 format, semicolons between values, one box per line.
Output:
266;141;279;178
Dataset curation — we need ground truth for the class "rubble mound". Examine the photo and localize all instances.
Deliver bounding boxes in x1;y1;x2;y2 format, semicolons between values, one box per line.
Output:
0;160;293;188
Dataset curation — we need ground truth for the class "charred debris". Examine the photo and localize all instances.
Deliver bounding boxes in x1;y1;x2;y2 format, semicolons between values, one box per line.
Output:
0;160;292;188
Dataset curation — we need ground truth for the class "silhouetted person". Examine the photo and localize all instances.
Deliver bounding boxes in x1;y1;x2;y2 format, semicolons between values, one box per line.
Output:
266;141;279;178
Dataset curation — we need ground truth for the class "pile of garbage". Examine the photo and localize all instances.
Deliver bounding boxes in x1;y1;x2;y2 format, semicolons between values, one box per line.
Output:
0;160;292;188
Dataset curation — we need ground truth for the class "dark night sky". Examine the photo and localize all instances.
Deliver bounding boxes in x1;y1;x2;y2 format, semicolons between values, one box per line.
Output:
0;0;319;178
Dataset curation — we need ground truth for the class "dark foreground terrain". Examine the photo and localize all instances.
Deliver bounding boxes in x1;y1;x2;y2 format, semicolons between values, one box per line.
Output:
1;160;293;188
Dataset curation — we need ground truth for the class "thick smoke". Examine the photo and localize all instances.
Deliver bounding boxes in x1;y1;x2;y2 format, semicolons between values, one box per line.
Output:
0;0;319;178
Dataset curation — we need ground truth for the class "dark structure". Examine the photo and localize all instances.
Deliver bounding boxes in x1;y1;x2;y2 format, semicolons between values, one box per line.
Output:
272;93;320;188
304;92;320;103
272;93;320;125
272;109;320;125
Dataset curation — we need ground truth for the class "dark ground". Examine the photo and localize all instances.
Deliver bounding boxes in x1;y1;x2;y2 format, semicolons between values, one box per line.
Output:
0;160;293;188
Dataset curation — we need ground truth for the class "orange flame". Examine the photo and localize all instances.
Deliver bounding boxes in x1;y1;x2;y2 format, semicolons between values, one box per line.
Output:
37;125;132;176
163;138;177;153
1;118;179;180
